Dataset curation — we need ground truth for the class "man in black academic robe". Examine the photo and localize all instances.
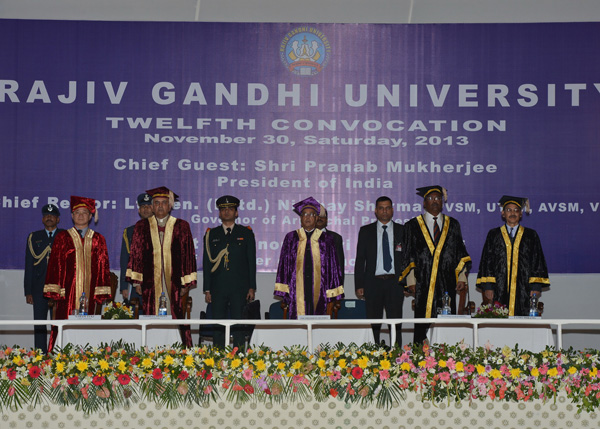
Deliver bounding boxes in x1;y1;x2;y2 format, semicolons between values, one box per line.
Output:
477;195;550;316
401;186;471;344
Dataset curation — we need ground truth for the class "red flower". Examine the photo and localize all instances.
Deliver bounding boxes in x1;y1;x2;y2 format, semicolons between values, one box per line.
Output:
152;368;163;380
329;388;338;398
178;371;189;381
130;356;141;365
232;383;243;391
92;375;106;386
6;368;17;380
243;384;254;394
351;367;364;379
67;376;79;385
118;374;131;385
28;366;41;379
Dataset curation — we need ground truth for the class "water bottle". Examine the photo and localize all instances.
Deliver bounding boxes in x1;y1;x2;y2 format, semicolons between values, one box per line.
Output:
441;292;451;315
78;292;88;316
158;292;168;316
529;294;539;317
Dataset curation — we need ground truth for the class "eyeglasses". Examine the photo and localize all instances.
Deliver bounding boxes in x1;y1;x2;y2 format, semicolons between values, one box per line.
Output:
425;196;442;201
301;212;317;218
504;207;522;213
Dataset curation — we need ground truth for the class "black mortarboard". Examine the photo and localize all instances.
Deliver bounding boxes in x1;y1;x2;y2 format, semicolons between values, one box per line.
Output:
416;185;447;202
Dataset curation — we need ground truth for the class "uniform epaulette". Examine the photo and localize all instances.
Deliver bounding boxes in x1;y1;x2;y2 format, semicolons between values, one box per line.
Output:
205;227;211;233
246;226;252;231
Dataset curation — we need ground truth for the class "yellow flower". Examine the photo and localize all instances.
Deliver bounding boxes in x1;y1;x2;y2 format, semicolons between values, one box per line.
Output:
164;355;174;366
21;379;31;386
56;362;65;373
590;367;598;378
142;358;153;368
418;361;426;368
490;369;502;379
455;362;464;372
547;367;558;377
531;368;540;377
34;355;42;362
568;367;577;375
99;359;109;371
357;356;369;369
317;359;326;369
231;359;242;369
203;358;214;367
277;362;286;371
292;361;302;370
184;355;194;367
510;368;521;378
502;345;512;358
12;356;22;365
333;350;340;358
118;360;127;372
400;362;411;371
256;360;266;371
476;365;486;374
438;360;447;368
338;359;347;369
76;361;88;372
380;359;391;370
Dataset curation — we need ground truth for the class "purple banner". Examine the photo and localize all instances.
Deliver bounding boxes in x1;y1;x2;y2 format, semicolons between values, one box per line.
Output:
1;20;599;273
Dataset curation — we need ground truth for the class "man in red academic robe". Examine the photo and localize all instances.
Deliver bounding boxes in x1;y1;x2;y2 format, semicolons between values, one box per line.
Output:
44;196;112;352
127;186;197;346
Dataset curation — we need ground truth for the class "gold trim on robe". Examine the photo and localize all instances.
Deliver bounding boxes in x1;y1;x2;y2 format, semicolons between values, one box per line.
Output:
294;228;323;316
529;277;550;284
275;283;290;294
423;216;450;318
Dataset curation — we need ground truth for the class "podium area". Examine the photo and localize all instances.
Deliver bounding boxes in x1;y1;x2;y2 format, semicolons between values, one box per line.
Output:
62;316;182;348
428;318;556;352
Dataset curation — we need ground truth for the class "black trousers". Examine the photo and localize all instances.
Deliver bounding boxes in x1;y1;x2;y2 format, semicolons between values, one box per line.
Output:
32;292;51;354
364;276;404;347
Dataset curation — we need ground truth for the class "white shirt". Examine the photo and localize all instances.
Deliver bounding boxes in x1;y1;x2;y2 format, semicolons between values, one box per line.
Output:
375;220;395;276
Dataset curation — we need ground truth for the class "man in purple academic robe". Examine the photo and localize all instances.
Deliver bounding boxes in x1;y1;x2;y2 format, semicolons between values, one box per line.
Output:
275;197;344;319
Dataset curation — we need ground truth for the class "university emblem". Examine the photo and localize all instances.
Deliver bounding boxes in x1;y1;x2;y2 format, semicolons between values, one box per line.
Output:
280;27;331;76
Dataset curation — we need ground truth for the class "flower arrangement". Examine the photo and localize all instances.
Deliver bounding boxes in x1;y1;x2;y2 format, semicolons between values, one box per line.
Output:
101;302;134;320
473;302;509;318
1;342;600;414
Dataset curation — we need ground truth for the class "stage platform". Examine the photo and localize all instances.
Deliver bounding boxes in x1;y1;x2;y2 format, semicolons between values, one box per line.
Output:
2;393;595;429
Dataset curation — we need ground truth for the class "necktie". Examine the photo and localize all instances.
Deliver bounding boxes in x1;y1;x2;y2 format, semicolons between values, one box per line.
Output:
304;230;314;314
433;217;441;245
77;229;84;237
226;227;232;236
509;227;514;237
382;225;392;272
48;231;53;239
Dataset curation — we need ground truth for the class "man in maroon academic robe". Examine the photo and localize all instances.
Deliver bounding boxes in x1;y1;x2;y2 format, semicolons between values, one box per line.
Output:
44;196;112;352
127;186;197;346
275;197;344;319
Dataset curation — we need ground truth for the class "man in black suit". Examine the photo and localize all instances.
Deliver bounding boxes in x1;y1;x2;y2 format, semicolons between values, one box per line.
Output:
354;196;405;346
24;204;63;353
316;207;345;286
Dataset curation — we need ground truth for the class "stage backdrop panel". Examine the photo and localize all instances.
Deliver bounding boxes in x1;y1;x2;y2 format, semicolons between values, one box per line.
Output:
1;20;599;273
